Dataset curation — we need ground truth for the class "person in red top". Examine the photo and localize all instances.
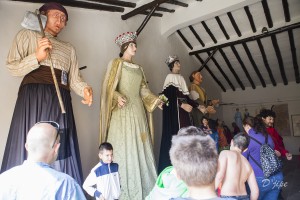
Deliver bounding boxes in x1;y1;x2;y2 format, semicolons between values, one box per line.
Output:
259;109;292;160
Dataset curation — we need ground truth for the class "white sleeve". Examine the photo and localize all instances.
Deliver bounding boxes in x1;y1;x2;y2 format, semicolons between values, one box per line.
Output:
189;90;199;100
82;171;97;197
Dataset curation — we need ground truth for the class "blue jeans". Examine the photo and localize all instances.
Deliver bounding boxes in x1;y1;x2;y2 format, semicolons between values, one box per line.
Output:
256;172;284;200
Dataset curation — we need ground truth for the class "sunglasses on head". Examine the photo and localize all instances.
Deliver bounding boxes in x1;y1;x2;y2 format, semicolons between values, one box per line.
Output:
35;121;60;148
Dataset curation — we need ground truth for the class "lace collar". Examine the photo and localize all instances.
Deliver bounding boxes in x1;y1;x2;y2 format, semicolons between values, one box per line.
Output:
162;73;189;95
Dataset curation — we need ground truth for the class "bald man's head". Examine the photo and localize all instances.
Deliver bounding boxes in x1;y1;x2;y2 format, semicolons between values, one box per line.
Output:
25;122;60;163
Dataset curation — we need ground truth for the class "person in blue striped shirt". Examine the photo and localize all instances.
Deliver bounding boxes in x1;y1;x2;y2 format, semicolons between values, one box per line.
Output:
83;142;121;200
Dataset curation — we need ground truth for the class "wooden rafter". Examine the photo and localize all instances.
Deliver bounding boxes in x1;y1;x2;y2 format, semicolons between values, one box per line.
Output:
219;48;245;90
155;6;175;13
288;30;300;83
227;12;241;37
198;48;218;71
257;39;277;86
271;35;288;85
282;0;290;22
189;26;205;47
230;45;255;89
12;0;124;12
141;11;162;17
189;22;300;55
244;6;256;33
201;21;217;44
86;0;135;8
261;0;273;28
166;0;188;7
215;16;230;40
207;52;235;91
177;30;193;50
121;0;169;20
242;43;266;87
195;54;226;92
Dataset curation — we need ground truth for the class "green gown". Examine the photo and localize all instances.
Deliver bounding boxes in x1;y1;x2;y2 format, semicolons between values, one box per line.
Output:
107;62;157;200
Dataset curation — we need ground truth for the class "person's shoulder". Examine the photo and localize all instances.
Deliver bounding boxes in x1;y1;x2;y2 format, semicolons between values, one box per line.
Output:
110;58;124;66
240;153;252;166
0;165;22;180
219;149;231;157
111;162;119;167
56;39;74;48
55;170;81;186
90;162;102;171
110;162;119;172
189;83;199;90
16;28;37;37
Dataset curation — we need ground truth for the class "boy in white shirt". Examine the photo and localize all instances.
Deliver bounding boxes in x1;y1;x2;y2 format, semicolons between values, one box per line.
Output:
83;142;120;200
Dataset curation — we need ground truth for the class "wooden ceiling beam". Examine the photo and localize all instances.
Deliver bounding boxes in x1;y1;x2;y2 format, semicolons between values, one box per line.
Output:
141;11;163;17
219;48;245;90
189;25;205;47
215;16;230;40
288;30;300;83
86;0;135;8
244;6;256;33
227;12;241;37
242;43;266;87
189;22;300;55
195;54;226;92
177;30;193;50
12;0;124;12
230;45;256;89
261;0;273;28
121;0;169;20
155;6;175;13
257;38;277;86
206;51;236;91
201;21;217;44
282;0;290;22
166;0;188;7
198;48;218;71
271;35;288;85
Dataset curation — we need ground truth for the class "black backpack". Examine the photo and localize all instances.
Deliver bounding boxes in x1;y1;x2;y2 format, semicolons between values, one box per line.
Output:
248;134;282;178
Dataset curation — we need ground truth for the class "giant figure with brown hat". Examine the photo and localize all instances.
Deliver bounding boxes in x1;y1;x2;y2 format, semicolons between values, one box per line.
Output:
1;2;93;185
99;31;163;200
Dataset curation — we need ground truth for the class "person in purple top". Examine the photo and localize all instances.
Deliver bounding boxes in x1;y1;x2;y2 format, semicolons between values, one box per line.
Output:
242;116;283;200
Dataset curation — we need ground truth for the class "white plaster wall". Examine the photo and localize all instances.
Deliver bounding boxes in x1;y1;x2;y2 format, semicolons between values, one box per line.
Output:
221;83;300;155
0;1;221;178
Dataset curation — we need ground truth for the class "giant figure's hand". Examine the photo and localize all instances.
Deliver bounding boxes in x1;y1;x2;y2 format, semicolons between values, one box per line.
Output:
117;96;127;108
35;38;52;62
181;103;192;113
198;105;207;114
158;100;164;110
207;106;216;114
211;99;220;106
81;86;93;106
